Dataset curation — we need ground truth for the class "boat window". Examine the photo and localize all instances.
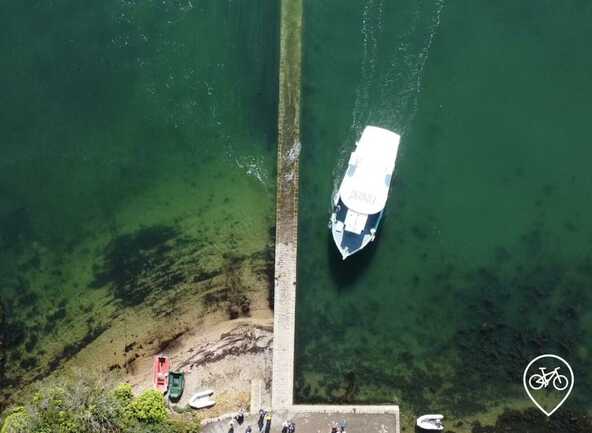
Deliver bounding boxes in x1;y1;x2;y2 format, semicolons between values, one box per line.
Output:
385;173;392;186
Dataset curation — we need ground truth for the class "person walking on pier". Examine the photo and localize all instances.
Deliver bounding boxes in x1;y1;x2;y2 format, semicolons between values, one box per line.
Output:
234;407;245;425
288;420;296;433
258;409;266;432
264;413;272;433
282;420;289;433
246;426;253;433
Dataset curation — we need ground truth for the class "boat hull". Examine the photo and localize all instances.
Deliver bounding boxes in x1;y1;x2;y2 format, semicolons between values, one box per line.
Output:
416;415;444;431
189;395;216;409
168;371;185;402
153;355;170;393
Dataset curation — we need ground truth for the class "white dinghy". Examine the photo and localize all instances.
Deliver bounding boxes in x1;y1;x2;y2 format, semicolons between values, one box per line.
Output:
330;126;400;259
188;389;215;409
416;414;444;431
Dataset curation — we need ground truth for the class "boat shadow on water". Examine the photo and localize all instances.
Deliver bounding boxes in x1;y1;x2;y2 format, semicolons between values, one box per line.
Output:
326;231;379;291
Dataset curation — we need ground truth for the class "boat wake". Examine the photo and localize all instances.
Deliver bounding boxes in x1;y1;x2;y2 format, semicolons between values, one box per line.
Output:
353;0;445;134
332;0;445;200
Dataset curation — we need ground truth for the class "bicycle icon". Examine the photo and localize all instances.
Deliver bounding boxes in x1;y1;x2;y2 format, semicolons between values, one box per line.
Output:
527;367;569;391
523;354;575;416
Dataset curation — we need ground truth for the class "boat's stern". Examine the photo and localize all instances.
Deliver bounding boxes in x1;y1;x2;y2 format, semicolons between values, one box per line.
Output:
330;198;378;260
330;214;351;260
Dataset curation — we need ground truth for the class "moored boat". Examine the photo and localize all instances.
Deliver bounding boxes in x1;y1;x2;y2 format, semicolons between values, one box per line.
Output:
188;389;216;409
167;371;185;402
416;414;444;431
330;126;400;259
152;354;170;393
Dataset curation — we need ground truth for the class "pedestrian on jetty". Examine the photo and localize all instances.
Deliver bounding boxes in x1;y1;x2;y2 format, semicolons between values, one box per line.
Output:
339;420;347;433
330;421;339;433
235;407;245;425
258;409;266;432
282;420;289;433
288;420;296;433
264;413;272;433
228;420;235;433
245;426;252;433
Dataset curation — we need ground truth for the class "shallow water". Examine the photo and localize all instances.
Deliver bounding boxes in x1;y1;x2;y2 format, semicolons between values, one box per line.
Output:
295;0;592;427
0;0;278;406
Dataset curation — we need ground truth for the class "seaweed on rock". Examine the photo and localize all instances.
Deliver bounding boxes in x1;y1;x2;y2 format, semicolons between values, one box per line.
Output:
472;408;592;433
0;300;6;394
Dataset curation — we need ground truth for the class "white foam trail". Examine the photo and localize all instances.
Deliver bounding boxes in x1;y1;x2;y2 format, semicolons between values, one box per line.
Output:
351;0;446;135
332;0;387;202
332;0;445;199
351;0;385;133
235;155;271;186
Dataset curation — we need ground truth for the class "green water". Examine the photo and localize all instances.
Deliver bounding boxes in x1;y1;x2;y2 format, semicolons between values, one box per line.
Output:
0;0;278;406
295;0;592;428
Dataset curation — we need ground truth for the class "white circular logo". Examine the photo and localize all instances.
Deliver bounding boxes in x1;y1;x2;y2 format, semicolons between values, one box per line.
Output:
523;354;574;416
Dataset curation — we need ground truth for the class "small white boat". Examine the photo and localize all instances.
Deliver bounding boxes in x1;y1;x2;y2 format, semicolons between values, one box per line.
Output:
416;414;444;431
330;126;401;259
188;389;216;409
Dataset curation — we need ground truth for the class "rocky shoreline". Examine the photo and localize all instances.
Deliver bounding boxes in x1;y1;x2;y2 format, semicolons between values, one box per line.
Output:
179;323;273;370
126;318;274;419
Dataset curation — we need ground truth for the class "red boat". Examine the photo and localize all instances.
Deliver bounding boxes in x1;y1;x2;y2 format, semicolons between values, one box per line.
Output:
153;354;170;393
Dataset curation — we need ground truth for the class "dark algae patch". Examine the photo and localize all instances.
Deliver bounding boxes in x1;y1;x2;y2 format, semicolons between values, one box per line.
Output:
295;233;592;416
91;225;181;306
470;409;592;433
0;300;7;407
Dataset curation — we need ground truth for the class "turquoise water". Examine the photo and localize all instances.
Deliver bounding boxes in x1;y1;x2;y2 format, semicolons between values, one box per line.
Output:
295;0;592;428
0;0;278;407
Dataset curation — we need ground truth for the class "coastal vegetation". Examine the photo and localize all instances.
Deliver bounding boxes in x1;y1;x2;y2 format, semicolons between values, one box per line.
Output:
0;372;200;433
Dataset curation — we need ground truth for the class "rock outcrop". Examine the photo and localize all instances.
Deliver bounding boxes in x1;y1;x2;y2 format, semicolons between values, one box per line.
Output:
180;324;273;369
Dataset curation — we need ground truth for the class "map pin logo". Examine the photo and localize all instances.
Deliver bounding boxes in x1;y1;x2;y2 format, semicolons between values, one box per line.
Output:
523;354;574;416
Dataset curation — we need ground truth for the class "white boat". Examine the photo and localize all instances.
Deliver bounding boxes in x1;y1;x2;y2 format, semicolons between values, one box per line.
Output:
416;414;444;431
188;389;215;409
330;126;401;259
191;389;214;399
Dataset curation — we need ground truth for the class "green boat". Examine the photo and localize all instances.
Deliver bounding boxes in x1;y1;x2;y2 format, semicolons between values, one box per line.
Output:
167;371;185;402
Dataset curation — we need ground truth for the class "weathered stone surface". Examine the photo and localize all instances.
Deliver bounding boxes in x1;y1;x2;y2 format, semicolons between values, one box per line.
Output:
180;324;273;369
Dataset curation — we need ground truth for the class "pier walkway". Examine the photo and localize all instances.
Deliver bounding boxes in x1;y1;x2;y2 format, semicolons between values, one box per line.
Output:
271;0;400;432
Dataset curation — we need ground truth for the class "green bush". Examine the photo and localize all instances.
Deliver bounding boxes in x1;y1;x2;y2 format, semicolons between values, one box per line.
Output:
0;407;31;433
125;389;168;424
113;383;134;405
0;372;200;433
28;372;127;433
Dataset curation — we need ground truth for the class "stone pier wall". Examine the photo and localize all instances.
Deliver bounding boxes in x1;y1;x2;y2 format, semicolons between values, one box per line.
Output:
271;0;302;411
271;0;400;431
